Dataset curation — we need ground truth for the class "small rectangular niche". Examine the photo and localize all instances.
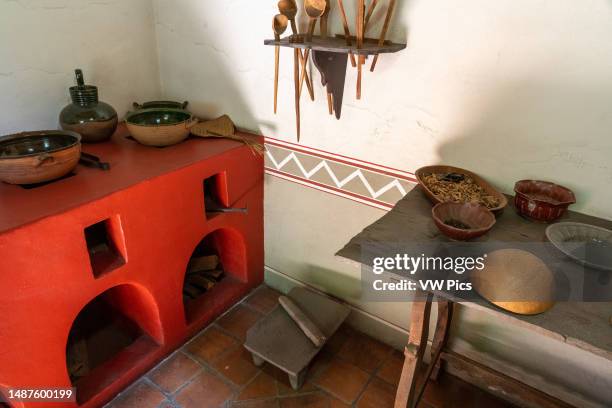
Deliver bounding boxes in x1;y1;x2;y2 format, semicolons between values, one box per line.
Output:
84;216;126;278
203;172;229;217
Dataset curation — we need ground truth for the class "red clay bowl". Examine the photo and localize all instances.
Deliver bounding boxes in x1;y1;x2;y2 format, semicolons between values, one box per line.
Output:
432;202;496;241
514;180;576;223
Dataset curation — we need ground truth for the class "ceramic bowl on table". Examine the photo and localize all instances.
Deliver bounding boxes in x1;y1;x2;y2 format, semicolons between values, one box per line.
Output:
125;108;199;147
514;180;576;222
431;202;496;241
0;130;81;184
546;222;612;272
415;165;508;213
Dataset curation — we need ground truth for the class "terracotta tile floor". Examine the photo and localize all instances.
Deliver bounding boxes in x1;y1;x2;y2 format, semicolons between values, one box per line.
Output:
105;285;514;408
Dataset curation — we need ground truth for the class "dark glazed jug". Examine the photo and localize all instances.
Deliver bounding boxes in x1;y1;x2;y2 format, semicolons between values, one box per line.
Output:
59;69;118;143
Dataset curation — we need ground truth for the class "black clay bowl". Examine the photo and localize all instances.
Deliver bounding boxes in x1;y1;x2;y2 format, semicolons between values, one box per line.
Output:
432;202;496;241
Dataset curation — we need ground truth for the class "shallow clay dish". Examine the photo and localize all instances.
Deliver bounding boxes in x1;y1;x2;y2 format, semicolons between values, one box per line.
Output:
471;248;555;315
432;202;496;241
416;165;508;213
0;130;81;184
546;222;612;272
514;180;575;222
125;108;198;147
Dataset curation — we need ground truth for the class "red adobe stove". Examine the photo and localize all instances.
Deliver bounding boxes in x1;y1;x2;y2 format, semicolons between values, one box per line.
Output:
0;125;264;408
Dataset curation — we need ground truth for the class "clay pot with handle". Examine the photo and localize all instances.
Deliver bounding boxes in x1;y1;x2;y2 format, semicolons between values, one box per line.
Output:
0;130;81;184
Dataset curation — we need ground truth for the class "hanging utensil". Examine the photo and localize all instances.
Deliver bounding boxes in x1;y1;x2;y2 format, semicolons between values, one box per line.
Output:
278;0;299;33
337;0;357;67
294;48;301;141
273;14;289;114
364;0;379;32
278;0;315;101
319;0;331;37
300;0;327;97
319;1;334;115
370;0;396;71
356;0;365;99
305;0;327;42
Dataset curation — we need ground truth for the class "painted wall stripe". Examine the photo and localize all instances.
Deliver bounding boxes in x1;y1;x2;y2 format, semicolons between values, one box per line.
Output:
264;138;417;209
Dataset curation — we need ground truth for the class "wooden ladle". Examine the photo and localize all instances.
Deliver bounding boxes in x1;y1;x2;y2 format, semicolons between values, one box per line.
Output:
300;0;326;96
278;0;314;101
278;0;306;140
319;1;334;115
278;0;298;35
371;0;397;71
304;0;326;42
337;0;356;67
273;14;288;114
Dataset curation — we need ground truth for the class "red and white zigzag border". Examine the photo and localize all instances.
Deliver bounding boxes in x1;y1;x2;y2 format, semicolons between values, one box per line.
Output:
264;136;418;211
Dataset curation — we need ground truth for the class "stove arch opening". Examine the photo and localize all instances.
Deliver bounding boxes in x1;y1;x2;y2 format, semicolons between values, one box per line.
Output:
65;283;163;404
182;227;247;323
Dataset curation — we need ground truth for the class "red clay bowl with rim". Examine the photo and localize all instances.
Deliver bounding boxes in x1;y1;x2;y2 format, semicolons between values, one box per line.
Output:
514;180;576;223
0;130;81;184
432;202;496;241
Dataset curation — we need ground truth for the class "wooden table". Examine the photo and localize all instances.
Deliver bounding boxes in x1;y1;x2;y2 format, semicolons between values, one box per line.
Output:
337;189;612;408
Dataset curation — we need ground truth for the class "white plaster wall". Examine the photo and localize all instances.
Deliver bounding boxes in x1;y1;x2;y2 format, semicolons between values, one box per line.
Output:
154;0;612;219
0;0;161;135
153;1;612;405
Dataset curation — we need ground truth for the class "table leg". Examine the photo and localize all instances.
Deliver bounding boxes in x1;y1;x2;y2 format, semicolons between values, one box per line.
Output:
430;300;453;381
394;291;433;408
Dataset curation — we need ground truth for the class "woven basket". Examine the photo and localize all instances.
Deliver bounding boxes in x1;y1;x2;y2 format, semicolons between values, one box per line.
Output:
191;115;264;155
191;115;235;138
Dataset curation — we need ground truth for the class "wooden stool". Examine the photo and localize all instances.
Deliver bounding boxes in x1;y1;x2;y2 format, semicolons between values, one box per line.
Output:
244;287;350;389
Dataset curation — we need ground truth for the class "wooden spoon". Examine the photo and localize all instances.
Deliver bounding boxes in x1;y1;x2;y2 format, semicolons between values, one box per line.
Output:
319;0;331;38
371;0;396;71
278;0;315;101
273;14;288;114
294;48;301;141
319;1;334;115
337;0;357;67
278;0;298;33
304;0;326;42
364;0;379;32
356;0;365;99
299;0;326;97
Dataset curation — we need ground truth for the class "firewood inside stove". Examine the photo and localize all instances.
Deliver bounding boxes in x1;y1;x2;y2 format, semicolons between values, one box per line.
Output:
182;254;225;301
188;255;219;273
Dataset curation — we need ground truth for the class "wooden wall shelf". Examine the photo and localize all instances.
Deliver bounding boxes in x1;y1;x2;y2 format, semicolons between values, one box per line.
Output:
267;0;404;140
264;35;406;123
264;35;406;55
